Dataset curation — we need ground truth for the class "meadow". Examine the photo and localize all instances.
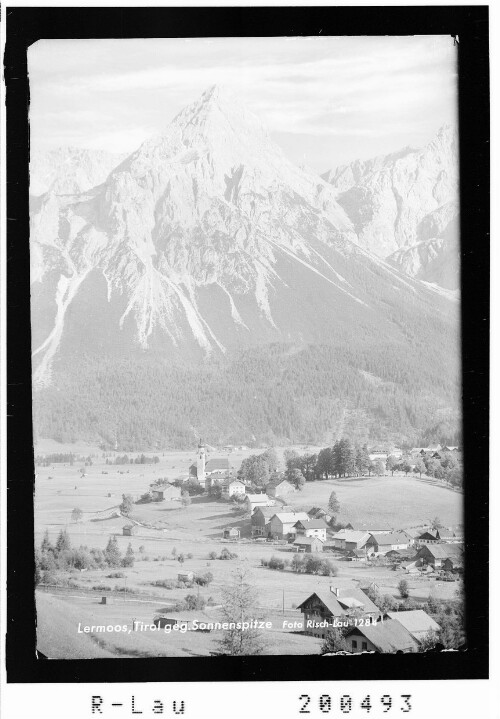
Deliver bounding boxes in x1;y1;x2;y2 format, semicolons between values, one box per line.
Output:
34;443;463;658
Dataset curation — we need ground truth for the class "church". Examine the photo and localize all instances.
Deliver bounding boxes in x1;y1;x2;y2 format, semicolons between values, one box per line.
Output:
189;440;231;490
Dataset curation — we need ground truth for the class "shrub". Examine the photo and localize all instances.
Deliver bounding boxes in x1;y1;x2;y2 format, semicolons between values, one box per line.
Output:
186;553;193;559
194;572;213;587
219;548;238;560
151;579;176;590
92;584;112;591
305;556;323;575
319;559;338;577
107;572;125;579
184;594;206;611
398;579;410;599
268;556;285;570
260;558;269;567
208;551;218;560
139;546;145;553
114;585;135;593
291;554;305;573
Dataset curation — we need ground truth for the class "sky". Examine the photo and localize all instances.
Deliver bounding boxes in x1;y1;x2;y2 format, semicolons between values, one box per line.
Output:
28;36;458;173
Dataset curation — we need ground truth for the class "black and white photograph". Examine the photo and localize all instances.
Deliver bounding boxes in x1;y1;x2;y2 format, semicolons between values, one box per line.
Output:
27;33;468;661
3;8;491;703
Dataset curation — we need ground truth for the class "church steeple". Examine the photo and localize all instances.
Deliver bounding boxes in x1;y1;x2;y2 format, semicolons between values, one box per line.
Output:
197;439;206;484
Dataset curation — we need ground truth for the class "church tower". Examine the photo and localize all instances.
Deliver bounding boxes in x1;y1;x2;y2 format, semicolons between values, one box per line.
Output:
197;439;206;487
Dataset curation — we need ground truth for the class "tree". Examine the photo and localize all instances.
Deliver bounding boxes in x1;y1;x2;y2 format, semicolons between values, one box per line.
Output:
55;528;71;554
238;455;270;488
419;629;439;651
171;546;178;558
218;567;266;656
400;461;412;476
316;447;335;479
355;445;371;476
105;535;122;567
181;492;191;507
283;449;299;471
287;468;306;490
122;542;135;567
177;553;185;565
386;455;399;476
41;529;53;555
260;448;279;473
71;507;83;523
398;579;410;599
328;491;340;518
373;460;385;476
414;458;426;477
431;516;441;530
321;627;349;653
120;494;134;516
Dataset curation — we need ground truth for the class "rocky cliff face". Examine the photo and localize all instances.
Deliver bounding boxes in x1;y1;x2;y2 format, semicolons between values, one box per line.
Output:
322;126;459;278
30;86;458;392
30;147;127;196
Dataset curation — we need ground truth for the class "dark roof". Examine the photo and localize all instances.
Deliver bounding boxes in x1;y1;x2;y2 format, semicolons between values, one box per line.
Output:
346;618;418;653
295;519;327;529
297;588;379;617
205;458;230;472
418;544;464;559
252;506;276;517
308;507;325;517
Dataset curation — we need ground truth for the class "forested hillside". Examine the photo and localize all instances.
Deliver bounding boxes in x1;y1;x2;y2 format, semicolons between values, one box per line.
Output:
32;343;461;450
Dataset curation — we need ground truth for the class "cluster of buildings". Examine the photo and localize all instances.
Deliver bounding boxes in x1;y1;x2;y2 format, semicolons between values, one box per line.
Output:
297;585;442;652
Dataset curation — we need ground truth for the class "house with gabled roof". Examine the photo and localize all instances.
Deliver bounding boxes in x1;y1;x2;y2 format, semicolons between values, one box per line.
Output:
367;532;409;555
251;506;277;537
266;478;294;497
386;610;440;644
244;494;273;513
331;530;371;551
345;617;419;653
268;511;309;539
417;543;464;569
293;536;324;553
297;587;381;639
294;518;327;541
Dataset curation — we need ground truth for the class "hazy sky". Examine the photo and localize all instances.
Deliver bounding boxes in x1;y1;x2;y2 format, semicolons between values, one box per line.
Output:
29;36;458;172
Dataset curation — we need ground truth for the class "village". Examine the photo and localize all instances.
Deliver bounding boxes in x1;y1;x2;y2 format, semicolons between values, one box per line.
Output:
34;439;464;658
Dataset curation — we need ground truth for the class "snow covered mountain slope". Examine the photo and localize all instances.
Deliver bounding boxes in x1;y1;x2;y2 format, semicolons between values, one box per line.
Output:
387;202;459;290
30;147;127;196
30;86;458;392
322;125;459;266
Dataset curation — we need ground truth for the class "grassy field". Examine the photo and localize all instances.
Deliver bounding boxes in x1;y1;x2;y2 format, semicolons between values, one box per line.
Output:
34;445;463;658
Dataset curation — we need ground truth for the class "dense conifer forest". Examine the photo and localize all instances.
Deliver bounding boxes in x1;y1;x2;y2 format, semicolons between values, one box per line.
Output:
33;341;461;450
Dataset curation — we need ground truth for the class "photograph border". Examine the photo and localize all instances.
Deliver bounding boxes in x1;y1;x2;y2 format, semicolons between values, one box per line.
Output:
5;4;489;683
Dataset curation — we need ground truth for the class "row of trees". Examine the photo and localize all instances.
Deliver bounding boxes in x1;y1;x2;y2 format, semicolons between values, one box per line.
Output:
36;529;136;583
107;454;160;465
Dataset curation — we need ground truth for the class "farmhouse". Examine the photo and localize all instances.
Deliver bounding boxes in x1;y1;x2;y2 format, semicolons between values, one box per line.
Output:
294;519;328;541
293;536;324;553
345;618;419;653
346;549;368;562
442;556;464;572
297;587;381;638
266;478;294;497
223;527;241;539
251;506;277;537
367;532;409;556
267;511;309;539
245;494;273;513
417;543;464;569
178;571;194;583
122;524;137;536
386;610;440;644
330;530;371;551
152;485;181;502
221;479;246;498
